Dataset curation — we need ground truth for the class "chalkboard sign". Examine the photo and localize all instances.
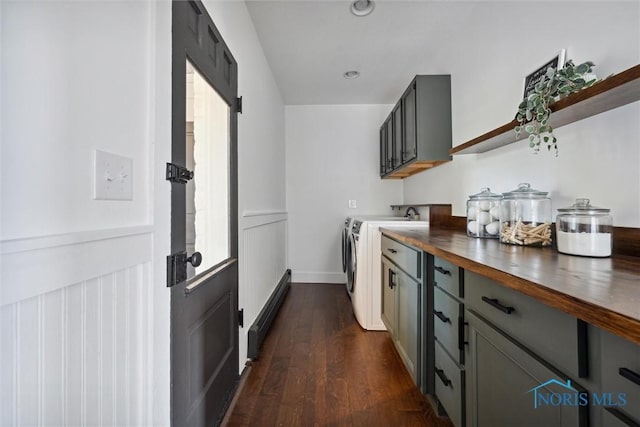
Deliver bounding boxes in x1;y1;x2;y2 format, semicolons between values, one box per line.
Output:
523;49;566;100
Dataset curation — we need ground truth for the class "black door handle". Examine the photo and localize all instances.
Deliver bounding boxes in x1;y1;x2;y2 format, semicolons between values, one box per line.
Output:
187;252;202;267
482;296;515;314
434;266;451;276
435;311;451;324
435;368;451;386
388;269;396;289
387;248;398;254
619;367;640;386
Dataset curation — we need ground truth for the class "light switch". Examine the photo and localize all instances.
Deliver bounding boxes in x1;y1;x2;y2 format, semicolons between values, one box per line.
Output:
348;199;357;209
93;150;133;200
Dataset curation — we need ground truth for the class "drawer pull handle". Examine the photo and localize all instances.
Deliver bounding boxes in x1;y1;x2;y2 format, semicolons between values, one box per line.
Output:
435;368;452;387
619;367;640;386
435;311;451;324
434;266;451;276
482;296;515;314
387;248;398;254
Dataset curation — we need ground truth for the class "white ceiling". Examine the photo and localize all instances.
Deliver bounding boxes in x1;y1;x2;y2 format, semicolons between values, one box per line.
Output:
243;0;573;105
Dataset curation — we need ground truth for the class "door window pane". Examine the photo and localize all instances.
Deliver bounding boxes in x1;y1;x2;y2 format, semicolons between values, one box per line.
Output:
185;61;230;279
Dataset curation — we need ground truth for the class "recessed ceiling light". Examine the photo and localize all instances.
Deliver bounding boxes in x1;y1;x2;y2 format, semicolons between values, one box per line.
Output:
343;70;360;79
350;0;375;17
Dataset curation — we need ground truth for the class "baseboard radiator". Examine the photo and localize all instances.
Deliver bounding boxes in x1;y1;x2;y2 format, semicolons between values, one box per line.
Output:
247;269;291;359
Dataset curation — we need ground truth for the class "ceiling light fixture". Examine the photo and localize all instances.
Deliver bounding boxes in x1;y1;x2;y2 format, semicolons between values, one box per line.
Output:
350;0;375;17
344;70;360;79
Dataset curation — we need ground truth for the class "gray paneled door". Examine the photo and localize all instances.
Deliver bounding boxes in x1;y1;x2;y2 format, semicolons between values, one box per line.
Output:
171;1;239;426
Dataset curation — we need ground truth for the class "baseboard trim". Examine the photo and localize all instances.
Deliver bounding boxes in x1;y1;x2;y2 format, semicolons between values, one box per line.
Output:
247;269;291;359
291;271;345;283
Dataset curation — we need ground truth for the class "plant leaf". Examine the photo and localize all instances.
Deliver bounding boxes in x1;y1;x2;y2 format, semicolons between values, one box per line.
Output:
576;63;589;74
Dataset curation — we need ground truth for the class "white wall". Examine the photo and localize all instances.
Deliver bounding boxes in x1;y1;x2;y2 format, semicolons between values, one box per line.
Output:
1;1;152;240
203;0;288;368
285;105;402;282
1;0;167;425
403;2;640;227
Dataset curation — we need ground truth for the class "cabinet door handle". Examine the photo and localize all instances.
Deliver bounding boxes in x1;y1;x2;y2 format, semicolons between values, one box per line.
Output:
482;296;515;314
619;367;640;387
435;311;451;324
435;368;451;387
434;266;451;276
387;248;398;254
388;269;396;289
458;319;468;350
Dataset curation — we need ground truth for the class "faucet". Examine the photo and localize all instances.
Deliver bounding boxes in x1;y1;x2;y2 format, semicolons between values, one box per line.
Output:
404;206;420;220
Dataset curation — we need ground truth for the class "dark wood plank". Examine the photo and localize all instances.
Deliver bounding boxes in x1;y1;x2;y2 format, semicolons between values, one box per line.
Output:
381;227;640;345
224;283;451;427
450;63;640;155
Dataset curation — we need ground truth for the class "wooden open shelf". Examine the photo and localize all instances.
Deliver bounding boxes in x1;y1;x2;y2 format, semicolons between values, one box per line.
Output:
383;160;450;179
450;64;640;155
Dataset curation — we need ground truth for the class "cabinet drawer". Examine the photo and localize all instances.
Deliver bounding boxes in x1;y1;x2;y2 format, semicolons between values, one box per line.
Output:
465;271;583;378
601;330;640;422
434;286;463;364
381;235;421;279
435;341;464;427
433;256;462;298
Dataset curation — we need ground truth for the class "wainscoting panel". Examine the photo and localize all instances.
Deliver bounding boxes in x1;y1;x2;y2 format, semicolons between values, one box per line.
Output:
0;229;152;427
239;212;288;364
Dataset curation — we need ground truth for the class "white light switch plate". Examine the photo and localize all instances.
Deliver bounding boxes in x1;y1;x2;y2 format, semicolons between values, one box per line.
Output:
93;150;133;200
348;199;357;209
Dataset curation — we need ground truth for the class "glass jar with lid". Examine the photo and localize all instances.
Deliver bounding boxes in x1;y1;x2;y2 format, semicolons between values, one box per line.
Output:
556;198;612;257
500;183;552;246
467;188;502;238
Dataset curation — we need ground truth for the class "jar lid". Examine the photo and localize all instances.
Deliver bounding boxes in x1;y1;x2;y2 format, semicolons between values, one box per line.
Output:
468;187;502;200
557;198;610;214
502;183;548;199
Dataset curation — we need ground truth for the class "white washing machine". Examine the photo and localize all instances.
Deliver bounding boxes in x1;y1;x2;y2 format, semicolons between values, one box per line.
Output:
349;218;427;330
344;215;402;293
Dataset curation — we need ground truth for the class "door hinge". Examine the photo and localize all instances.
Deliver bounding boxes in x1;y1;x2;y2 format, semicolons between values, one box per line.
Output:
167;251;188;287
236;96;243;114
238;308;244;328
166;163;193;184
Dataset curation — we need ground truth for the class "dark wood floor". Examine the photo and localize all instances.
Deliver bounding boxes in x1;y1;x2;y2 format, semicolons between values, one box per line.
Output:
224;283;452;427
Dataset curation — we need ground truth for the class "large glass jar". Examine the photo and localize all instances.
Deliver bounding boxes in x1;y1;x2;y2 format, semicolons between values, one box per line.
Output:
500;183;552;246
466;188;502;238
556;198;612;257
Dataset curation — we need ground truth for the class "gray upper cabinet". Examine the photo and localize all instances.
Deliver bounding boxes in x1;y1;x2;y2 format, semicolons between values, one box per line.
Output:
392;101;403;169
380;75;452;179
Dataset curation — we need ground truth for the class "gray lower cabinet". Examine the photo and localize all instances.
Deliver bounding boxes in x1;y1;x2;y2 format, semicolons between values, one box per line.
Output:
600;330;640;426
395;267;420;382
381;256;396;337
432;267;465;426
465;309;588;427
381;235;422;387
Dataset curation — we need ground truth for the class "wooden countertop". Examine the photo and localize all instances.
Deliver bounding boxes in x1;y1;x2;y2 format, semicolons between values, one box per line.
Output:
380;227;640;345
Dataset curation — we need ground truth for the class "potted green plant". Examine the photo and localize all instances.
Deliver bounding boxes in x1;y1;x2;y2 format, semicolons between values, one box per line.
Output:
515;60;598;155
